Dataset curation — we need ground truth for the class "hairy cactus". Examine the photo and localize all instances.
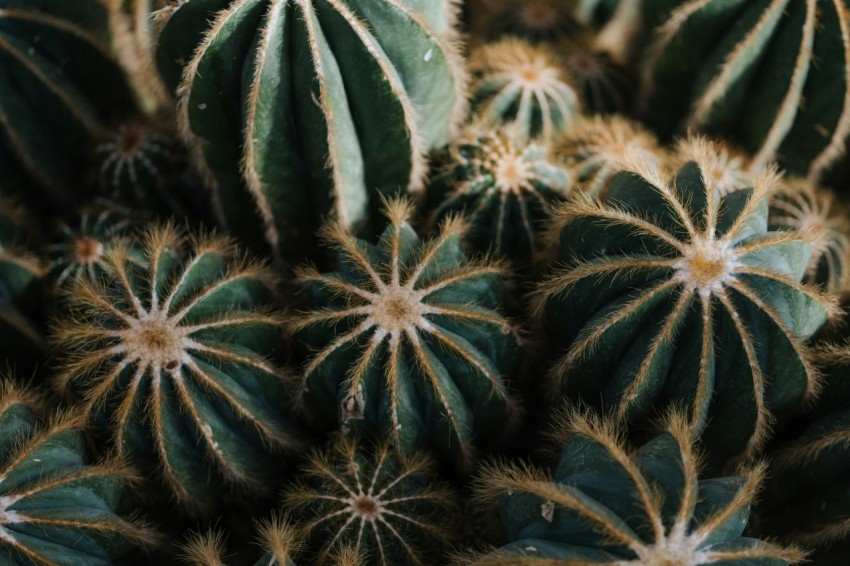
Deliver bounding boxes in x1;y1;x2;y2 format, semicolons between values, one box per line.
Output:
667;137;754;198
52;224;299;510
470;39;581;142
557;115;663;199
156;0;466;258
428;125;571;268
292;199;520;464
555;36;631;113
464;409;805;565
468;0;581;43
769;181;850;294
640;0;850;182
285;438;455;566
535;142;836;462
0;381;155;565
0;1;136;203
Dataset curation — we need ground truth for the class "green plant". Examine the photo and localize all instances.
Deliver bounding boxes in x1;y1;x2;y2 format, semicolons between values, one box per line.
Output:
463;409;805;565
640;0;850;182
156;0;466;259
468;0;581;43
554;35;631;113
52;224;299;511
285;438;455;566
469;38;581;142
292;199;521;464
666;137;754;198
535;141;836;462
428;124;571;268
0;380;155;565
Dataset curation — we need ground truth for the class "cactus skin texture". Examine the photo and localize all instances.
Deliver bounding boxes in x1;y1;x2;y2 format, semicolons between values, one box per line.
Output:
292;199;520;465
284;438;455;566
156;0;465;259
640;0;850;183
535;142;837;463
0;1;136;203
0;381;154;565
52;224;299;511
429;125;571;268
463;410;805;565
470;39;581;143
769;181;850;294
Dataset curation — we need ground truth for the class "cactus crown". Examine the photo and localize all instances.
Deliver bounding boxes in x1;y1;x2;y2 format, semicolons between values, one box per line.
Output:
669;137;753;198
96;123;174;203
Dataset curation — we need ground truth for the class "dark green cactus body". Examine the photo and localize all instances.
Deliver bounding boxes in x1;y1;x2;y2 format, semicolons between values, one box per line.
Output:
470;413;802;565
157;0;465;259
537;154;834;462
293;201;520;465
0;0;136;204
641;0;850;182
429;127;571;268
54;225;299;510
0;384;152;565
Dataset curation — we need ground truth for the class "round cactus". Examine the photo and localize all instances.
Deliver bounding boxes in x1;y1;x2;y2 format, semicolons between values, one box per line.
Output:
428;125;571;268
464;409;805;565
769;181;850;294
285;438;455;566
555;36;631;113
667;137;754;198
292;199;521;464
468;0;581;44
0;381;155;565
640;0;850;182
557;115;663;199
536;143;836;462
469;39;581;143
156;0;466;259
52;224;299;510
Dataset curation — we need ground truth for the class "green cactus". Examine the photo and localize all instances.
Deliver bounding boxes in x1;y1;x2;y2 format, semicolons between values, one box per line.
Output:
469;38;581;142
0;380;155;565
640;0;850;182
0;0;137;203
535;142;836;462
468;0;582;43
285;438;455;566
769;181;850;294
292;199;521;464
666;137;755;198
428;124;571;268
555;35;631;113
463;409;805;565
156;0;466;259
52;224;299;511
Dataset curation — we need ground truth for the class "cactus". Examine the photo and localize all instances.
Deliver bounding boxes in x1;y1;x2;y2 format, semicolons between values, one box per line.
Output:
535;141;837;462
555;36;631;113
667;137;754;198
0;0;137;203
0;380;155;565
428;124;571;268
284;438;455;566
469;39;581;143
468;0;581;43
292;199;521;464
557;115;663;199
464;409;805;565
52;224;299;510
156;0;466;259
769;181;850;294
640;0;850;182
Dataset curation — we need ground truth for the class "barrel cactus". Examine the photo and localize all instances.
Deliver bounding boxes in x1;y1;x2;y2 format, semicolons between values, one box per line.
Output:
667;137;754;198
156;0;466;258
0;0;136;203
640;0;850;182
52;223;299;510
535;144;836;461
468;0;581;43
285;438;455;566
769;181;850;293
428;124;571;268
555;35;631;113
0;380;155;565
470;38;581;142
292;199;521;464
464;409;805;565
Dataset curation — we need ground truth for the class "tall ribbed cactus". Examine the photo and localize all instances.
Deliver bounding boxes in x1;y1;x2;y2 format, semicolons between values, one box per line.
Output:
156;0;466;258
640;0;850;182
464;409;805;565
52;224;299;510
0;1;136;203
536;142;836;462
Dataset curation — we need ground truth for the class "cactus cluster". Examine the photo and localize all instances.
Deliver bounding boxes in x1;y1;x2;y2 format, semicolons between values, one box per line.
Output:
4;0;850;564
